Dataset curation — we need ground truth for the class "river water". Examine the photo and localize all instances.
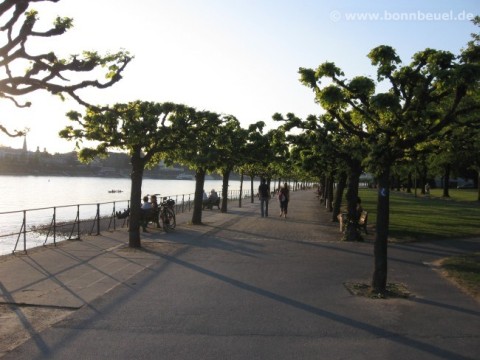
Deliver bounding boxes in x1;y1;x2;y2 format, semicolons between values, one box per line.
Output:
0;175;259;255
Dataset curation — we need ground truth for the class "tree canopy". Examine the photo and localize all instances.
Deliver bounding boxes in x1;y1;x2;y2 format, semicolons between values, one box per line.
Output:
0;0;131;136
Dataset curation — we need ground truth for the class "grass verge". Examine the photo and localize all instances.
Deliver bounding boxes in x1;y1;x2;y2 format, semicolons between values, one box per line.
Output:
358;188;480;240
440;252;480;301
354;188;479;301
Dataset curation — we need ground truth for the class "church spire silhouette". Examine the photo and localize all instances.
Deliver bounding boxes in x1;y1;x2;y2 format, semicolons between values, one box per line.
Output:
22;135;27;152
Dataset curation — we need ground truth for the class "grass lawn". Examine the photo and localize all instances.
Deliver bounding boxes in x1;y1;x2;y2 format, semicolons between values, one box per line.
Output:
357;187;480;300
358;188;480;241
441;252;480;301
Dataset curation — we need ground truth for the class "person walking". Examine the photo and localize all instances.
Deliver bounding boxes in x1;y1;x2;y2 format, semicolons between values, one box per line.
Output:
278;182;290;218
258;178;270;217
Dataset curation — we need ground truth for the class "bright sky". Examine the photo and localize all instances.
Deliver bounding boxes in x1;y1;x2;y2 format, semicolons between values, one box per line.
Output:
1;0;478;154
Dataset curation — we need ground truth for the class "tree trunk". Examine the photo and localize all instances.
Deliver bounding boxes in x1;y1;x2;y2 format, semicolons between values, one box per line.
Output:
191;168;206;225
250;175;255;203
221;168;230;213
406;171;412;193
326;174;334;212
332;172;347;222
344;166;362;242
372;167;390;294
239;172;244;208
128;154;145;248
442;164;451;198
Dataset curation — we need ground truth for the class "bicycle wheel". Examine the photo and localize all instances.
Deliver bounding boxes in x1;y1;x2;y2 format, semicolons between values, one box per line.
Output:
162;207;176;232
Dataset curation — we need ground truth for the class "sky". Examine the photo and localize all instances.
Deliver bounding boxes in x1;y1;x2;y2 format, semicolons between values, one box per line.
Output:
0;0;479;154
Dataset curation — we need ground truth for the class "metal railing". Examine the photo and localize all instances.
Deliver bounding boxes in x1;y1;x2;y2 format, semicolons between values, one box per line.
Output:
0;189;250;255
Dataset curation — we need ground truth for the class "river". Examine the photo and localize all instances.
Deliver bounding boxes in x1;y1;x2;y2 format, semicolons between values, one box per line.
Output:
0;175;258;211
0;175;259;255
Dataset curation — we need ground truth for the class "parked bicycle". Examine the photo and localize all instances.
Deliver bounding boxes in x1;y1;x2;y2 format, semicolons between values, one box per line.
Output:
159;197;176;232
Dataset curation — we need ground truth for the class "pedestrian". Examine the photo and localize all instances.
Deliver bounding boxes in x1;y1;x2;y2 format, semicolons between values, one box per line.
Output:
150;195;161;228
278;182;290;218
425;183;431;196
141;195;152;232
258;178;270;217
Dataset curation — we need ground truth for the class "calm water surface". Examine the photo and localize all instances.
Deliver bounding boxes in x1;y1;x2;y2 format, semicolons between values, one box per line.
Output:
0;175;256;212
0;175;258;255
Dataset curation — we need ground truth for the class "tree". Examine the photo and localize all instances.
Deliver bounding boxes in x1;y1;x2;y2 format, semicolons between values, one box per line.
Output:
60;101;195;248
171;110;224;225
299;34;480;293
213;116;248;213
281;112;368;241
217;121;269;212
0;0;131;136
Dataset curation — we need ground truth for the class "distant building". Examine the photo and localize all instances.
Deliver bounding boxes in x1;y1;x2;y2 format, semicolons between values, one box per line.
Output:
0;145;25;159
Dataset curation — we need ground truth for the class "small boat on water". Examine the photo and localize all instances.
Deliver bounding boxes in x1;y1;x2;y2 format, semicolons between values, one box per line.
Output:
108;189;123;193
176;173;195;180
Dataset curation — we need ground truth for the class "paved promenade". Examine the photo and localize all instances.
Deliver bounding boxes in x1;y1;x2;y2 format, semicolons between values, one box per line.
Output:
0;189;479;359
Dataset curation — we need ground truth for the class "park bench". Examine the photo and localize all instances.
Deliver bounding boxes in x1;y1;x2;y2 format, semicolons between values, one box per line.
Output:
203;197;220;210
338;210;368;234
115;208;160;228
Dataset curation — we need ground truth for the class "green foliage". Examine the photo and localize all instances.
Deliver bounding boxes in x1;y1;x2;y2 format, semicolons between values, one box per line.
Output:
54;16;73;31
367;45;401;80
317;85;346;110
359;188;480;240
61;101;195;167
315;62;344;79
347;76;375;98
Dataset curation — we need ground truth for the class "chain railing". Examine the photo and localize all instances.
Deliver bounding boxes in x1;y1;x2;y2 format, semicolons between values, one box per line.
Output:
0;188;251;255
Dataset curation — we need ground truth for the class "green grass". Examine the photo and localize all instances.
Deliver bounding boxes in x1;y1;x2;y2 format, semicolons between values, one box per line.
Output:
358;188;480;241
441;253;480;299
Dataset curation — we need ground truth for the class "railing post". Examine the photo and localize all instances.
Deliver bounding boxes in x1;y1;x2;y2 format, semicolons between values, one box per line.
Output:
53;207;56;246
113;202;116;230
77;205;80;240
22;210;27;253
96;203;101;235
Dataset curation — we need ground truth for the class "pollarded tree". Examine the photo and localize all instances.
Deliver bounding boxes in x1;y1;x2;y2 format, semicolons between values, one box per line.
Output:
280;111;368;241
300;36;480;293
0;0;131;136
60;101;196;248
264;123;291;190
237;122;274;203
170;110;224;225
215;120;263;213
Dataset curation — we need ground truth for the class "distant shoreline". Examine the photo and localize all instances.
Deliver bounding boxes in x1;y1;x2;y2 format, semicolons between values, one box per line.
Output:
0;171;242;181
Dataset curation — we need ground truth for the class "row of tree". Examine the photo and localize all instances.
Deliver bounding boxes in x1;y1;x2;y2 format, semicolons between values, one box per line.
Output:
276;17;480;293
59;101;305;247
1;2;479;295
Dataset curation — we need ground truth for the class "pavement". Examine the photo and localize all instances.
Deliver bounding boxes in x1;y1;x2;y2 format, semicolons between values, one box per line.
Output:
0;189;479;359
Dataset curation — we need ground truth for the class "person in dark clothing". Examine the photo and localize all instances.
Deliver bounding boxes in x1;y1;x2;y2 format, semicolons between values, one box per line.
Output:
278;182;290;218
258;178;270;217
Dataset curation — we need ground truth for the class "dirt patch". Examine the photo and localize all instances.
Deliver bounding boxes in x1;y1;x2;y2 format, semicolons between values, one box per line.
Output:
344;281;412;299
0;304;74;357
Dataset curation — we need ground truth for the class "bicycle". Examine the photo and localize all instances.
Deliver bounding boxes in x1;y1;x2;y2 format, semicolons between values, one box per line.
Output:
159;197;176;232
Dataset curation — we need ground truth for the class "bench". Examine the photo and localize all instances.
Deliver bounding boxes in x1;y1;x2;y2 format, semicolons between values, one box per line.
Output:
203;197;220;210
115;208;160;230
338;210;368;234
